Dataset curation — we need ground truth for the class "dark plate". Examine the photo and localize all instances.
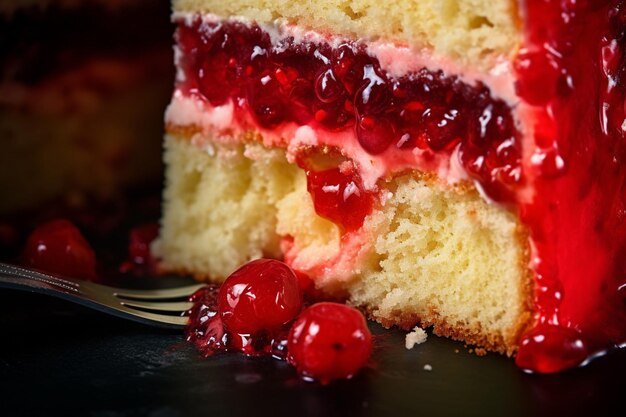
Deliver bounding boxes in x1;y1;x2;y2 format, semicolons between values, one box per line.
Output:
1;279;625;417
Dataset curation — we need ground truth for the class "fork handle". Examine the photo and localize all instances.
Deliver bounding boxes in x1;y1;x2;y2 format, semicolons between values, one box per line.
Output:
0;262;185;330
0;262;83;295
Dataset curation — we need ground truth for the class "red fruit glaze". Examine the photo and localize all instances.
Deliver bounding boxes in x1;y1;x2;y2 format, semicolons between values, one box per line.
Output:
515;325;588;374
287;302;372;383
514;0;626;373
218;259;303;334
22;219;97;280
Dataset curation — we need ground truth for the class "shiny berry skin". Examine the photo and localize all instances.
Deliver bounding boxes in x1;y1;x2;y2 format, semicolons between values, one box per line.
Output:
22;219;97;280
305;165;375;232
287;302;372;383
218;259;303;334
356;115;395;154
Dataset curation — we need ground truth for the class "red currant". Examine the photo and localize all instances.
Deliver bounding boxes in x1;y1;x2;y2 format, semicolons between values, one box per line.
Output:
22;219;97;280
287;302;372;383
218;259;302;334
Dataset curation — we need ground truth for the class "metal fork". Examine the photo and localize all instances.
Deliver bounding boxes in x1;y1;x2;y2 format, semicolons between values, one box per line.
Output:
0;262;206;329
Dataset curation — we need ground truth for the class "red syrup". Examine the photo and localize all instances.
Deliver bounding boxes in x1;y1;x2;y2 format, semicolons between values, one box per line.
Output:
513;0;626;373
175;2;626;373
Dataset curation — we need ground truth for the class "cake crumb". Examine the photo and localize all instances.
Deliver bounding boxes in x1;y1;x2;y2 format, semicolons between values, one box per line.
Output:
405;326;428;349
423;364;433;371
474;348;487;356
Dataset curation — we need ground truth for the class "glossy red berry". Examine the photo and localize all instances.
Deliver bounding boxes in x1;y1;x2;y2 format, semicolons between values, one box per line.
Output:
287;302;372;383
22;219;97;280
218;259;303;334
305;166;375;231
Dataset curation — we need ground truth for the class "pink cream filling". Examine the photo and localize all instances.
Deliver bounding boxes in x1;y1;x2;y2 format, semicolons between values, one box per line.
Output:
166;14;522;193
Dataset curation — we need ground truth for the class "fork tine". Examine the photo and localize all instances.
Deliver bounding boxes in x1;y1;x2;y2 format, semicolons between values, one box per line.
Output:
120;299;193;312
113;283;206;300
1;262;202;329
113;306;190;327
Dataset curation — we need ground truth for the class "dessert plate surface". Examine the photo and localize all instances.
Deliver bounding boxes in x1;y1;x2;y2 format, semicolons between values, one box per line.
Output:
1;275;624;417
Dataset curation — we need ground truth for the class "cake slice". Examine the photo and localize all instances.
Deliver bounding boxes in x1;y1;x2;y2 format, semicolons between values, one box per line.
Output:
154;0;626;372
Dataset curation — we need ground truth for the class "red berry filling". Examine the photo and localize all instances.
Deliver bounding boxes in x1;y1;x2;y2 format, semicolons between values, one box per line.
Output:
515;325;588;374
513;0;626;373
185;259;373;381
175;18;522;205
303;164;375;232
186;284;229;356
287;302;373;383
21;219;97;280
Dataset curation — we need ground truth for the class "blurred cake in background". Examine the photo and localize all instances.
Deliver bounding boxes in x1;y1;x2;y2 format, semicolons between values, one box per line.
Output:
0;0;173;217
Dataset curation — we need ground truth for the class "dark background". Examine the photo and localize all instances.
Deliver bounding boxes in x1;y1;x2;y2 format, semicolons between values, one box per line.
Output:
1;1;625;416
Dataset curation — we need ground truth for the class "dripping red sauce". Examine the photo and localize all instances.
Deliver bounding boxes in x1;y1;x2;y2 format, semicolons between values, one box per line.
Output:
174;0;626;374
513;0;626;373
